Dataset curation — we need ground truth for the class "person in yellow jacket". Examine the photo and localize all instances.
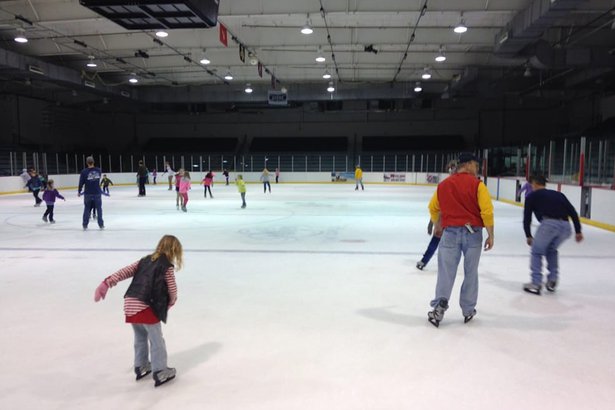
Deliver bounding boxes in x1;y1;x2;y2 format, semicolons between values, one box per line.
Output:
354;165;364;191
236;174;247;208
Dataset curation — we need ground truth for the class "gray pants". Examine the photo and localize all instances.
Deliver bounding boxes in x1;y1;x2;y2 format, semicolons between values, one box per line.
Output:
530;219;572;285
430;226;483;316
132;323;168;372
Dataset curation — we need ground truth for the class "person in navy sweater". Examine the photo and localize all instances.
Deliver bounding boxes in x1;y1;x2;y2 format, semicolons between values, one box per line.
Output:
26;170;44;207
522;175;583;295
42;179;65;223
78;156;104;230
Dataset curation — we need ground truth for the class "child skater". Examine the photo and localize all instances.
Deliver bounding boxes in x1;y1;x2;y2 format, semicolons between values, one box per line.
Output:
416;220;441;270
236;174;247;208
174;168;184;210
93;235;182;387
179;171;191;212
26;170;44;207
260;168;271;193
100;174;113;196
41;179;65;223
202;170;214;198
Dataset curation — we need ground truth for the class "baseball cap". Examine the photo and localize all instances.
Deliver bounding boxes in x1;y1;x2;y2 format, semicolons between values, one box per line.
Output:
458;152;479;164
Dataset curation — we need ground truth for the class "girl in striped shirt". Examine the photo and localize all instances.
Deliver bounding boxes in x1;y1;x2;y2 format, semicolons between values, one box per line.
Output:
94;235;183;387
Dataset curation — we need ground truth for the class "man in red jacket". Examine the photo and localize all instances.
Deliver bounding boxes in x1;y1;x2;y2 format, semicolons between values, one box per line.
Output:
426;153;494;327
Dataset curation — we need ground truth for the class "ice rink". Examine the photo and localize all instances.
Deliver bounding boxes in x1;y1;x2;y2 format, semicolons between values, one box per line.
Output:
1;182;614;410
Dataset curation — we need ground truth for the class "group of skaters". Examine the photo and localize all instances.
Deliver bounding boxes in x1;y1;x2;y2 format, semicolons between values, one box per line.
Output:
14;152;586;388
417;152;583;328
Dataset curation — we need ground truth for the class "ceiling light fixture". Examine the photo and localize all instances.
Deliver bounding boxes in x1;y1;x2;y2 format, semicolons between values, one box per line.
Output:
224;70;233;81
155;30;169;38
454;16;468;34
414;82;422;93
129;73;138;84
315;46;326;63
421;68;432;80
245;83;253;94
322;69;332;79
86;56;97;68
327;81;335;93
301;14;313;35
200;51;210;65
14;28;28;43
435;46;446;62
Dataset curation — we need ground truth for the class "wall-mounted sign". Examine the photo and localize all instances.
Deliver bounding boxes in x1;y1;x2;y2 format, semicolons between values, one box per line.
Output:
268;90;287;106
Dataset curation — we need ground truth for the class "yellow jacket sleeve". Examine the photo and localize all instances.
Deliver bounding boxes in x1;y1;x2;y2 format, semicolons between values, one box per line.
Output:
428;190;440;224
477;182;494;227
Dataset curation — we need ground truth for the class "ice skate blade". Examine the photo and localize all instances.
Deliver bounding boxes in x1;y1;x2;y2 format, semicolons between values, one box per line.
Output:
523;287;541;296
135;370;151;381
154;375;175;387
464;311;476;324
427;312;440;328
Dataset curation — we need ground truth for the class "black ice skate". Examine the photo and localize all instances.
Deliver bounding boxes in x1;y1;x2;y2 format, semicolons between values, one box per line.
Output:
135;363;152;381
427;299;448;328
523;282;541;295
464;309;477;324
416;261;426;270
153;367;176;387
546;280;557;292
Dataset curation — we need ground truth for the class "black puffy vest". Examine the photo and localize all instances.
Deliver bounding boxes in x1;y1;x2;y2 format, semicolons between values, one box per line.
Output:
124;254;173;323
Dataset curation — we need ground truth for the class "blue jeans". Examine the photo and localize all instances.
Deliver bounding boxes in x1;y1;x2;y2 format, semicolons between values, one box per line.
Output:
82;194;103;227
132;323;168;372
530;219;572;285
421;236;441;265
431;226;483;316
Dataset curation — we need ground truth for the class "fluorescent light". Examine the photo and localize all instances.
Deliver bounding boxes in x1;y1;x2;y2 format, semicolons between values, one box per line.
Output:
316;55;326;63
200;57;210;65
224;72;233;81
322;70;331;79
155;31;169;38
245;83;253;93
422;69;432;80
414;82;422;92
327;82;335;92
129;74;138;84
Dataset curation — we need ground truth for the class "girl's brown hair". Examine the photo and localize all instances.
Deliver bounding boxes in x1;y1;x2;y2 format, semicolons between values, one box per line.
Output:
183;171;191;179
152;235;183;270
46;179;55;190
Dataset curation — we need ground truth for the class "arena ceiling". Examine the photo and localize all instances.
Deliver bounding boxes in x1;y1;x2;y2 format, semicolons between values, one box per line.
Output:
0;0;613;103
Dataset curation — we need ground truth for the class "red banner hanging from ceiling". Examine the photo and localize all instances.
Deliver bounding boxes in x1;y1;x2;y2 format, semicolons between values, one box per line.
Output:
219;23;228;47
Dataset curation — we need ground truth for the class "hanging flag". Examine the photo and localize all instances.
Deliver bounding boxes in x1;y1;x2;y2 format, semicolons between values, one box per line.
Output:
271;74;276;90
239;44;245;63
219;23;228;47
257;62;263;78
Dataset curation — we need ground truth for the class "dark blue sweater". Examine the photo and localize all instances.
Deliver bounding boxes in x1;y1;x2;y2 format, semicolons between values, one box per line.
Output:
523;188;582;238
78;167;102;195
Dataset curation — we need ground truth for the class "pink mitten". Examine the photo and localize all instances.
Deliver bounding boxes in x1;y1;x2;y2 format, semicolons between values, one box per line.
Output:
94;281;109;302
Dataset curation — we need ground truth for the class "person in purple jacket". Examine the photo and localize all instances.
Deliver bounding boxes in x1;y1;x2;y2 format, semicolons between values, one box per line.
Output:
42;179;65;224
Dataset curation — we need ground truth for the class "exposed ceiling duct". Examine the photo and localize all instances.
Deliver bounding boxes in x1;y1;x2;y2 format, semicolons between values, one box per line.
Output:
0;47;133;99
494;0;587;55
530;40;615;69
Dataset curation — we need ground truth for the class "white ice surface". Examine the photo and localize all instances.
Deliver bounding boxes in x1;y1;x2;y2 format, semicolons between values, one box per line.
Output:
0;183;614;410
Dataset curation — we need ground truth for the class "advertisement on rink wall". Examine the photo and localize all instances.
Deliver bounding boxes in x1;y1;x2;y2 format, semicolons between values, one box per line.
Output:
331;172;355;182
383;173;406;182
